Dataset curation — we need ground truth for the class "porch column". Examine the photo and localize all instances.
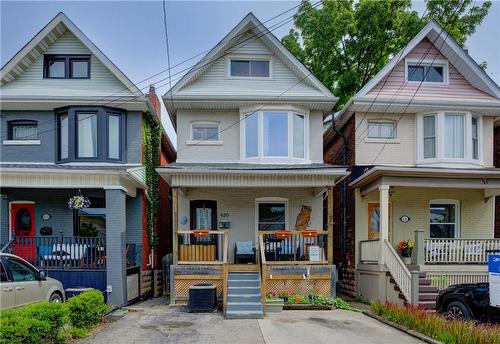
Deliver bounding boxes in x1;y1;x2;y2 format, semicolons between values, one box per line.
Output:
327;187;334;264
172;187;178;265
105;188;127;306
379;185;390;265
0;195;8;244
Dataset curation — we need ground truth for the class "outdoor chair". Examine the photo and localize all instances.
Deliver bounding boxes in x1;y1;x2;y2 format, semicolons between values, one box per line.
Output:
234;241;256;264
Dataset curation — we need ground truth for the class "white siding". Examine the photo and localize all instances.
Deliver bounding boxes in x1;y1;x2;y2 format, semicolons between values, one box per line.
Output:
1;31;132;97
178;187;324;262
176;32;325;98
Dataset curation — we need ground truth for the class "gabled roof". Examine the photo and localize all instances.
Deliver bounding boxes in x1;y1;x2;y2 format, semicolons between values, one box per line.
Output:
0;12;143;98
163;13;336;127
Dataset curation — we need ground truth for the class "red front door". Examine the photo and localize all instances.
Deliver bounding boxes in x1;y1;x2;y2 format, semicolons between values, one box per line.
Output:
10;203;36;262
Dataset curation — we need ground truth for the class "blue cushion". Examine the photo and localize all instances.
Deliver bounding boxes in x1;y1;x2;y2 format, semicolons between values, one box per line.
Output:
236;241;253;255
39;245;53;257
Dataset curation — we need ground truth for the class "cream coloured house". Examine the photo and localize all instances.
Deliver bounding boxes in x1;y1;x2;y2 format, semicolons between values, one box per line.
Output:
157;14;347;318
326;20;500;308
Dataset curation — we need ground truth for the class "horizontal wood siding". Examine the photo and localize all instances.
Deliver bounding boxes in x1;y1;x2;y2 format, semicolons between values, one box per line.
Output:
177;31;324;98
366;39;497;102
1;30;132;97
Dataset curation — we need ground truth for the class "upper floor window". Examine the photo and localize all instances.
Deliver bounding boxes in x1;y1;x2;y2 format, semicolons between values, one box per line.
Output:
44;55;90;79
406;60;448;84
417;111;481;165
8;120;38;140
191;121;219;141
242;109;307;162
367;121;396;139
230;59;270;78
56;106;125;163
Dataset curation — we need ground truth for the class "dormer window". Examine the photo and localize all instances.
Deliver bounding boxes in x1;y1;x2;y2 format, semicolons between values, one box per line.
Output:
241;109;308;162
44;55;90;79
417;111;481;166
229;58;270;78
406;60;448;83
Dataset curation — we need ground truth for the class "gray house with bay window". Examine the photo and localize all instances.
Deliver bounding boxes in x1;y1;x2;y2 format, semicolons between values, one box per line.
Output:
0;12;171;306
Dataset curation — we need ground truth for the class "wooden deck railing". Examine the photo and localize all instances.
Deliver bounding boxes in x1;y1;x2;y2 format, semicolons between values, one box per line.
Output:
258;230;329;265
4;236;106;269
176;230;228;264
424;238;500;264
359;239;380;264
382;239;414;303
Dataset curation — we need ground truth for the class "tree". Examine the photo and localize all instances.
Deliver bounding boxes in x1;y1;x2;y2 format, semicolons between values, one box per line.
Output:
282;0;492;110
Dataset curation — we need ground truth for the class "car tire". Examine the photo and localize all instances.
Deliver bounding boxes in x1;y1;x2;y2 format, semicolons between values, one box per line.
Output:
49;292;62;303
446;301;472;320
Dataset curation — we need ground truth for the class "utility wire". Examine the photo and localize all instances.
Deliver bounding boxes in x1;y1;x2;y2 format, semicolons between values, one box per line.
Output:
162;0;174;112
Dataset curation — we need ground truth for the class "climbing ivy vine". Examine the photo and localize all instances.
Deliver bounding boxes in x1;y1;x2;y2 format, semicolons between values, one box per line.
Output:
143;111;161;247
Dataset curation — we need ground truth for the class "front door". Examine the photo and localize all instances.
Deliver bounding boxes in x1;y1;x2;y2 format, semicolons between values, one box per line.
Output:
10;203;36;262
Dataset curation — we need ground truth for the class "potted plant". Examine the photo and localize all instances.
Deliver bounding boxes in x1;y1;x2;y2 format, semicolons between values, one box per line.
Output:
265;292;284;312
397;240;414;264
68;195;91;210
278;289;292;303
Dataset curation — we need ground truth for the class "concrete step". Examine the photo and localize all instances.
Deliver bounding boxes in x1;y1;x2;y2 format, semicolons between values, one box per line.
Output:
226;302;263;312
227;294;261;303
225;310;264;319
419;285;438;293
228;279;261;287
228;286;261;295
227;273;260;281
419;293;438;301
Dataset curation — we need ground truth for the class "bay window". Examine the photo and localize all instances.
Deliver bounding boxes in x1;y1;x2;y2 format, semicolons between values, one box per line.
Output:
417;111;481;165
57;106;125;162
241;109;308;162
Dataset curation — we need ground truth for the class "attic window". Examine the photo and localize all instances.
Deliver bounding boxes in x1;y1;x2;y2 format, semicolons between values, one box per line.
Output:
406;60;447;83
230;59;270;78
44;55;90;79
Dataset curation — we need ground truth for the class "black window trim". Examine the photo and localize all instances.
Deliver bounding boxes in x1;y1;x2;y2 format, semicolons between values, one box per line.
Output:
55;106;126;163
44;54;91;79
7;120;38;140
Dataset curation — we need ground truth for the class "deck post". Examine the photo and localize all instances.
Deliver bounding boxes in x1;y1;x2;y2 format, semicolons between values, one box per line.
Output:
327;187;334;264
410;271;420;305
412;230;425;266
379;185;390;265
172;187;178;265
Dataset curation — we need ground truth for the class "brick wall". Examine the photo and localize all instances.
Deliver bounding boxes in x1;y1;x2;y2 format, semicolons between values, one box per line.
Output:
323;116;357;296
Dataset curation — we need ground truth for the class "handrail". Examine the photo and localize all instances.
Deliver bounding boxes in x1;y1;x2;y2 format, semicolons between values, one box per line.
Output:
382;239;412;302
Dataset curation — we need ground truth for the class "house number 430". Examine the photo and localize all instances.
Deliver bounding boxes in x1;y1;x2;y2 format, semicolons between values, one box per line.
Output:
220;213;230;218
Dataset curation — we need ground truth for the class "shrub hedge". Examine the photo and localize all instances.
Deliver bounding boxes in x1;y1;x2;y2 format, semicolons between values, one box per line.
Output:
0;289;107;344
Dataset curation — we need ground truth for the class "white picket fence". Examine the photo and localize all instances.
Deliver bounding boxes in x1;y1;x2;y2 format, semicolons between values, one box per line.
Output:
426;272;489;290
424;239;500;264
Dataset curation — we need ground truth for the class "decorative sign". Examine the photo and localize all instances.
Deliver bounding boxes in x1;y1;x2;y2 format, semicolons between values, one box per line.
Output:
309;245;321;262
400;215;411;223
41;213;52;221
219;221;231;229
488;254;500;308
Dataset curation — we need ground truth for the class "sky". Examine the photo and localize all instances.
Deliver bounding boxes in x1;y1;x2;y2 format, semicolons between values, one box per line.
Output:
2;1;500;146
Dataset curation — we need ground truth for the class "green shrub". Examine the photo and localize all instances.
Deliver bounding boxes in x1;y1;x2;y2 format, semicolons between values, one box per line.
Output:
66;289;108;329
69;326;90;339
0;313;52;344
18;301;68;340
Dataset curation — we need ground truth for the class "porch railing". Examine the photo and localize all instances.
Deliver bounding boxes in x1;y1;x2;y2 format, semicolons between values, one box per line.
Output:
4;236;106;269
382;239;415;303
359;239;380;264
258;230;329;265
176;230;228;264
424;238;500;264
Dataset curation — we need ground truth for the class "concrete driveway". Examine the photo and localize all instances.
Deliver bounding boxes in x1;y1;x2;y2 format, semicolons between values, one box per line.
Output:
81;299;423;344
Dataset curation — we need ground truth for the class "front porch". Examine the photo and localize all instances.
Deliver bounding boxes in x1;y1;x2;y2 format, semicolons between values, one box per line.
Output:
157;163;347;316
352;166;500;306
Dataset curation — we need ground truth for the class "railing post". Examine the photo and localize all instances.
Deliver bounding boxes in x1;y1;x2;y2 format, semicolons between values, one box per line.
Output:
412;230;425;266
172;188;178;265
410;271;420;305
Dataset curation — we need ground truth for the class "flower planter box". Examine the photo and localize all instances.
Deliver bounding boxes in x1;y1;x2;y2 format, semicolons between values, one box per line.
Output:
265;299;284;313
283;304;333;310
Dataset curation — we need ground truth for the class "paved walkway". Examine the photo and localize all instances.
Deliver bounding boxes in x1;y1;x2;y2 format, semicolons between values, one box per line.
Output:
81;299;423;344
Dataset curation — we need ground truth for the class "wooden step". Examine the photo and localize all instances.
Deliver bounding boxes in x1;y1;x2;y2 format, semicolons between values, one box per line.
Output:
418;301;436;310
419;293;438;301
419;278;432;286
419;285;438;293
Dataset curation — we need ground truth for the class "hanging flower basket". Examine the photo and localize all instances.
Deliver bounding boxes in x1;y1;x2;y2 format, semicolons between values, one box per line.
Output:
67;195;91;210
275;230;291;239
301;229;318;238
193;229;210;237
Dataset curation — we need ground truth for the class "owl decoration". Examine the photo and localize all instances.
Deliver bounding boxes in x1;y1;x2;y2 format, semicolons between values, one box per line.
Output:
294;205;312;231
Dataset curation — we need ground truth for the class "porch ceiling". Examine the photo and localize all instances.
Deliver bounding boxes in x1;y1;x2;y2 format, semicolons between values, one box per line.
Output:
351;166;500;197
156;163;348;188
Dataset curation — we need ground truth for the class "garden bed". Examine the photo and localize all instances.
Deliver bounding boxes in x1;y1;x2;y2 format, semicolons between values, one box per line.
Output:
283;304;332;310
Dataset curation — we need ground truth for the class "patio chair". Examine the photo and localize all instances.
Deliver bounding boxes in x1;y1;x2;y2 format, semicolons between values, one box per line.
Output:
234;241;256;264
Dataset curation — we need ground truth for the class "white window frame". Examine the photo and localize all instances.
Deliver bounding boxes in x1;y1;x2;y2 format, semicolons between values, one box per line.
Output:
416;111;483;167
239;105;310;163
405;59;449;85
226;55;273;79
366;120;397;141
186;120;223;146
429;199;460;239
254;197;289;244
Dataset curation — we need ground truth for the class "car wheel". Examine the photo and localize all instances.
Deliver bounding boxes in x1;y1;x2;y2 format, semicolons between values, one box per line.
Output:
446;301;472;320
49;292;62;303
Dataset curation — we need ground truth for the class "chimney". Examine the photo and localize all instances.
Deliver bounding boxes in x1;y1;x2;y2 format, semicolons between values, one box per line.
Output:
146;84;161;120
